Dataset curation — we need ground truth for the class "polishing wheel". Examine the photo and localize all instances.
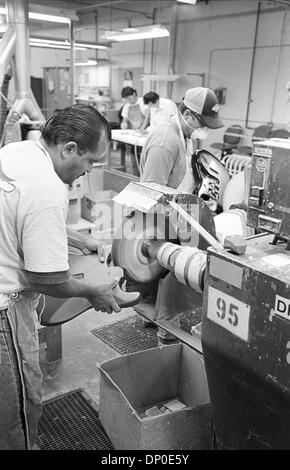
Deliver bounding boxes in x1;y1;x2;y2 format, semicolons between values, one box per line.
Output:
112;211;171;283
112;198;217;284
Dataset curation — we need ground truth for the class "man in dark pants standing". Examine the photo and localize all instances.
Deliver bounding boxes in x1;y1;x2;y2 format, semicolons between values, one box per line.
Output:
0;105;121;449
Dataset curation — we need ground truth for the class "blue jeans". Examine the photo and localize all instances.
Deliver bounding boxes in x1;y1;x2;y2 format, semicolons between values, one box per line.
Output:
0;291;42;450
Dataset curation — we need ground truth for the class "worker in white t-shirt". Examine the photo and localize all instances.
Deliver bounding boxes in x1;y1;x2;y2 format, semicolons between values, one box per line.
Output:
0;105;121;450
120;86;146;130
119;87;147;175
140;91;178;132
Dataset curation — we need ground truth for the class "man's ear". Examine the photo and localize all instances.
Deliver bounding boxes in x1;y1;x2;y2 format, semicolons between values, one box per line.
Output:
62;141;78;159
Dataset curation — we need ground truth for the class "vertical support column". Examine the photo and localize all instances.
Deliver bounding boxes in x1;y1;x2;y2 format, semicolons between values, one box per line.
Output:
6;0;44;120
167;2;178;99
70;20;75;105
7;0;30;99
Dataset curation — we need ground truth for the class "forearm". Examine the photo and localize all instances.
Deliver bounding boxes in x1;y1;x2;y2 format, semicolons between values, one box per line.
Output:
30;276;121;314
140;115;149;131
31;277;96;299
121;119;128;129
66;226;89;251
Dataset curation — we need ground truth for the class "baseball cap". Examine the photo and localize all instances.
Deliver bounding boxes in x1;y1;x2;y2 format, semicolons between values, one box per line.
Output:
183;87;224;129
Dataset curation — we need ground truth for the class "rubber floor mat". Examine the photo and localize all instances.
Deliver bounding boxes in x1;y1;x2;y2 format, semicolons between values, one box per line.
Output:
36;389;114;450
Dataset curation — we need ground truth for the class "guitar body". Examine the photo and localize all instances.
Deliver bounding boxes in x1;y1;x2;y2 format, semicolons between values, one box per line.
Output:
37;254;141;326
39;253;125;326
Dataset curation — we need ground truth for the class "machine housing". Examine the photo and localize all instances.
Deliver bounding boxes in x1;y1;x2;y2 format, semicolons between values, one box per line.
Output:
247;138;290;239
202;236;290;449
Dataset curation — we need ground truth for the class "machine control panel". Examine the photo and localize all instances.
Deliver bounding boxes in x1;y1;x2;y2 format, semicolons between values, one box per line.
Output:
247;139;290;239
249;185;264;207
258;214;281;232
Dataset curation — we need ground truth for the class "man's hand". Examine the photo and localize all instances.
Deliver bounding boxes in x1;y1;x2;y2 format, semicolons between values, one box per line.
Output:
84;237;105;262
66;227;106;262
88;279;121;314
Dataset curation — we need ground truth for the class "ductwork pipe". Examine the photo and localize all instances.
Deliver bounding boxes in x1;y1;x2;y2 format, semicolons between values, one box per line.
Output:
5;0;44;121
0;25;16;88
0;65;12;138
167;2;178;99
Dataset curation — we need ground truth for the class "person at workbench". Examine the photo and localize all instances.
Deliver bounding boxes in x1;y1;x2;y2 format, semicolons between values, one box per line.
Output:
138;87;224;339
120;86;146;130
120;86;147;175
0;104;121;450
140;87;224;189
140;91;178;132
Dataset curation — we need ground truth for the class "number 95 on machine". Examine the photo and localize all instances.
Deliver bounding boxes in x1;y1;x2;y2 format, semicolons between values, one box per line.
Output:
206;286;251;342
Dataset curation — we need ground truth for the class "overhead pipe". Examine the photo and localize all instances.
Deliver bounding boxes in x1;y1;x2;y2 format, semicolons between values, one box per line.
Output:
269;6;289;123
0;64;12;139
76;0;127;14
167;1;178;99
70;20;75;105
208;42;290;127
5;0;44;121
0;25;16;87
245;1;261;128
7;0;30;99
150;7;158;92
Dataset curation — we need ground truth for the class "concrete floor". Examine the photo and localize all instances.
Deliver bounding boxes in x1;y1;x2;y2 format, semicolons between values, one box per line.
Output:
40;144;139;406
40;306;136;405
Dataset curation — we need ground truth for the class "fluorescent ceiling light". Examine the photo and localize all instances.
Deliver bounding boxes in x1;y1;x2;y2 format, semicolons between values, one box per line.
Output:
177;0;198;4
0;7;71;24
75;42;107;50
75;61;98;66
123;27;138;32
30;38;70;46
29;41;86;51
30;37;107;50
103;24;170;42
87;58;98;64
28;12;71;24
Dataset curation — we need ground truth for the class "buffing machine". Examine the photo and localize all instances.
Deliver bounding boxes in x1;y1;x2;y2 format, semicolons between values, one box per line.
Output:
200;138;290;450
111;138;290;449
111;178;248;347
41;139;290;449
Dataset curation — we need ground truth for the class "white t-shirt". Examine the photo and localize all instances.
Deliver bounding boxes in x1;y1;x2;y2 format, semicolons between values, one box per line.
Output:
0;140;69;308
149;98;177;127
121;97;146;119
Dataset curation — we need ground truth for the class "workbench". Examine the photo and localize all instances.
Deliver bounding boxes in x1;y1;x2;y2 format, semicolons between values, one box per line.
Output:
110;129;147;173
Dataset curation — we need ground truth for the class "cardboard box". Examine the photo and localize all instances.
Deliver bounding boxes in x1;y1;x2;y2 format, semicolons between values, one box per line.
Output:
98;343;212;450
81;190;116;227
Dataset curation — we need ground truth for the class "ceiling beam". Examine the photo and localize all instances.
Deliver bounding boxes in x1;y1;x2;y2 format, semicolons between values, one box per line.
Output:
76;1;128;14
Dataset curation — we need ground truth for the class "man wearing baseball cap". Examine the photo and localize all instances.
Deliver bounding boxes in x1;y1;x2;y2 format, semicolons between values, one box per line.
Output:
139;87;224;340
140;86;224;189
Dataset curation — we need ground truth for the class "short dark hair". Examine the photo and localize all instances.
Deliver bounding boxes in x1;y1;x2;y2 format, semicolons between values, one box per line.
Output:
41;104;111;153
121;86;136;99
143;91;159;105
